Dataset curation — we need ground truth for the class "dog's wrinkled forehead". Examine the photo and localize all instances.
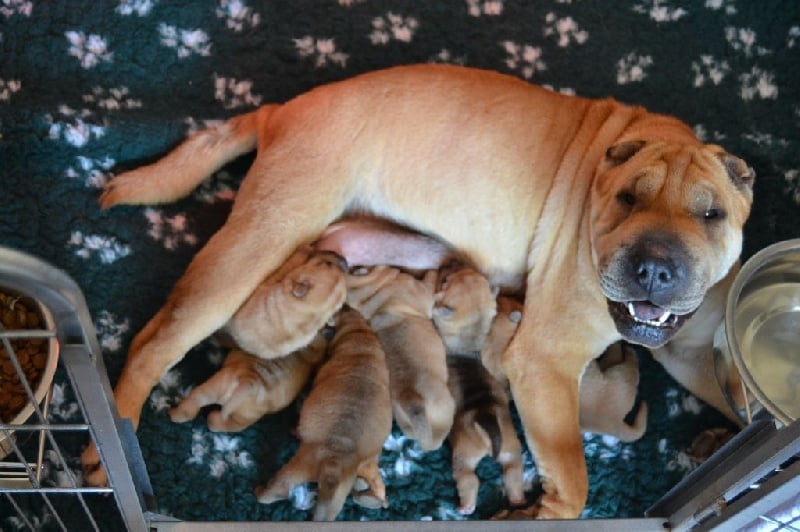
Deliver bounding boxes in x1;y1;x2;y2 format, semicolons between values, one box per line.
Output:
604;140;755;193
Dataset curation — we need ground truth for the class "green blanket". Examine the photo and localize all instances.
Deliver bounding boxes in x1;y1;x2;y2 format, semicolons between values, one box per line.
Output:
1;0;798;525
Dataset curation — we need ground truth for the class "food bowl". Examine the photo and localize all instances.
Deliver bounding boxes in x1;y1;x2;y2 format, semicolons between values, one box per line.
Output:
0;287;60;459
714;239;800;426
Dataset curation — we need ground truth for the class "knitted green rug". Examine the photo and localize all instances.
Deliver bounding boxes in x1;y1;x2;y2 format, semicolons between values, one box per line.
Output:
1;0;798;525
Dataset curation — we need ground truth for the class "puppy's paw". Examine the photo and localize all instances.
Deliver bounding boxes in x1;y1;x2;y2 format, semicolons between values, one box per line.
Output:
80;444;109;487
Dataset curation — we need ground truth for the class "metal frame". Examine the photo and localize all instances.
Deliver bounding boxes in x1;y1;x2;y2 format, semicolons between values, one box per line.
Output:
0;247;151;532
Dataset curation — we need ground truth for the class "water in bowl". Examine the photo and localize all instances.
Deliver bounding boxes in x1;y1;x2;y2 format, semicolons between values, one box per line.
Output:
734;282;800;421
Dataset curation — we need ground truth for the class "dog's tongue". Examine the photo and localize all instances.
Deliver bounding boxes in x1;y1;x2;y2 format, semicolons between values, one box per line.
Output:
631;301;666;321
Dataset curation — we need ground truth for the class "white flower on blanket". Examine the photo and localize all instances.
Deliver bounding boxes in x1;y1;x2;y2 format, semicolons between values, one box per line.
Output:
68;231;131;264
544;13;589;48
213;74;263;109
186;429;254;479
144;208;199;250
725;26;770;57
616;52;653;84
0;78;21;101
65;156;116;189
739;67;778;101
465;0;503;17
293;36;349;68
82;86;142;110
691;55;731;87
704;0;736;15
193;170;238;204
47;105;107;147
632;0;687;22
115;0;158;16
369;13;419;45
65;31;114;69
501;41;546;80
216;0;261;32
158;23;212;58
0;0;32;17
94;310;131;353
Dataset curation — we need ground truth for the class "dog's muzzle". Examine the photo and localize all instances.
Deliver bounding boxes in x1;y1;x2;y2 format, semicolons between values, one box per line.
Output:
603;235;698;347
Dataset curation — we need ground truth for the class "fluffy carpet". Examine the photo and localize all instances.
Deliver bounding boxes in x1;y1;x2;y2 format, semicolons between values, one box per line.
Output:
1;0;798;525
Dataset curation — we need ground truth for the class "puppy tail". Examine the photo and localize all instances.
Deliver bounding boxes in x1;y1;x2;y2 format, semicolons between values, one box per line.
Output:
100;105;278;208
474;409;502;459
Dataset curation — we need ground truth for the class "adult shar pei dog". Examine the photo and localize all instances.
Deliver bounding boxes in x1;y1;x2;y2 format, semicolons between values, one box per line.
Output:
85;64;754;519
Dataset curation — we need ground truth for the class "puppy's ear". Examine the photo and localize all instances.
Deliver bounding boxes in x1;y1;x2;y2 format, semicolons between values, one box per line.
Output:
606;141;645;165
717;152;755;191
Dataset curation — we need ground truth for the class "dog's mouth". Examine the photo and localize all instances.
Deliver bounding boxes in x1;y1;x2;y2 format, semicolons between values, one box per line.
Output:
607;299;693;347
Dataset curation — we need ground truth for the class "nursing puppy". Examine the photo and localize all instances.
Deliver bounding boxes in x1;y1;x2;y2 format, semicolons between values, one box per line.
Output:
446;356;525;515
220;248;347;359
168;333;328;432
346;265;455;451
93;64;754;518
433;264;498;356
254;307;392;521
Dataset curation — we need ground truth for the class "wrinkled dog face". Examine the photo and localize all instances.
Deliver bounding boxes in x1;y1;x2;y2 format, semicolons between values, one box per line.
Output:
590;140;754;347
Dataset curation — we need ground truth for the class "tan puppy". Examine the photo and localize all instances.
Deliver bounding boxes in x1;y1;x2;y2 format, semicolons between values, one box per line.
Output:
346;265;455;451
580;343;647;442
485;296;648;442
93;64;754;518
254;307;392;521
168;333;328;432
221;248;347;359
447;356;525;515
432;264;498;356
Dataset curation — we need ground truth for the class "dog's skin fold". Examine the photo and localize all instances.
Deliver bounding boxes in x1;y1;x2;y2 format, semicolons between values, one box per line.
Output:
89;64;753;519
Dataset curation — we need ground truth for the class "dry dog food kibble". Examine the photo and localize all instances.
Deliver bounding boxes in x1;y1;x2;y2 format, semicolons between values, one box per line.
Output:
0;291;48;422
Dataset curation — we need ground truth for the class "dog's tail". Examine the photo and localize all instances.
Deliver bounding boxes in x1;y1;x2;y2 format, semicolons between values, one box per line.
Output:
100;105;278;209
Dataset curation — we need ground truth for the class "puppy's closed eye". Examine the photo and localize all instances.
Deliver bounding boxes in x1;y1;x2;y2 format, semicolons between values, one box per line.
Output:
434;304;454;318
292;281;311;298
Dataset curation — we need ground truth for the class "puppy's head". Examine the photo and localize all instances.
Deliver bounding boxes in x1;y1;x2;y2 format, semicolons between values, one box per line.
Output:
591;140;754;347
432;265;498;355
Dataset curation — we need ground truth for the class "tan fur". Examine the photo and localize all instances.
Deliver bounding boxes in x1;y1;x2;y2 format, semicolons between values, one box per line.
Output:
169;334;328;432
346;266;455;451
254;307;392;521
579;343;647;442
447;357;525;515
222;248;347;359
432;265;498;355
89;64;753;518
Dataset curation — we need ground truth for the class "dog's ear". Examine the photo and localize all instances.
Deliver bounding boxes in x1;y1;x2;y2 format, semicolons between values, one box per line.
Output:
605;141;645;165
718;153;755;191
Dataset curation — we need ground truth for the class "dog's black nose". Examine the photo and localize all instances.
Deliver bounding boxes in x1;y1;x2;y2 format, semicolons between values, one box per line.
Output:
629;237;688;299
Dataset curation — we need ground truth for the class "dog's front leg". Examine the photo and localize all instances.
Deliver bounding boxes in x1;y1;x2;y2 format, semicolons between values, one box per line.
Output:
503;323;594;519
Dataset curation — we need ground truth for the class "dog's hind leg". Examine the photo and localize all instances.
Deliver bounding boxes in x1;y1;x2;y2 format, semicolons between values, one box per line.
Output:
100;105;276;208
255;444;319;504
313;457;359;521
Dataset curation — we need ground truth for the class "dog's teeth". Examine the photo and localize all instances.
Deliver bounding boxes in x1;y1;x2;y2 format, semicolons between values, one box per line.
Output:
656;311;672;325
627;302;637;317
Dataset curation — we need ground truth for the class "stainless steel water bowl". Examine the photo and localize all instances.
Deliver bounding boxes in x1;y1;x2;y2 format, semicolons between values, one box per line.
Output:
715;239;800;426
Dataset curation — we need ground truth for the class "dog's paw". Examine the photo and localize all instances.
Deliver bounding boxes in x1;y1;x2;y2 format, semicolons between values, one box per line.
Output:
80;444;109;487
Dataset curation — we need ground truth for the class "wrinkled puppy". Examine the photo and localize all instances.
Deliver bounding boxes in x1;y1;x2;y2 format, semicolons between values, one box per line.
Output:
221;248;347;359
346;265;455;451
447;356;525;515
579;343;647;442
169;333;328;432
432;264;498;356
254;307;392;521
483;297;648;441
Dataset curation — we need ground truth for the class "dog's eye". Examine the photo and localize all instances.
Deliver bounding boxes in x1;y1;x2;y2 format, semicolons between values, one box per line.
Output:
434;305;454;318
617;192;636;207
703;208;724;221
